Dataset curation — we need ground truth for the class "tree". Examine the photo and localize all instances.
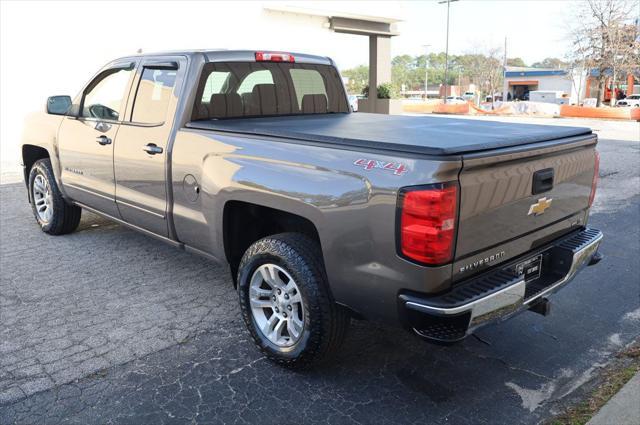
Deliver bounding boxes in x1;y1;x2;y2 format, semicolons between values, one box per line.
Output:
568;0;640;105
506;57;527;67
342;49;507;101
531;57;567;69
391;54;417;94
478;47;504;106
456;46;503;103
342;65;368;95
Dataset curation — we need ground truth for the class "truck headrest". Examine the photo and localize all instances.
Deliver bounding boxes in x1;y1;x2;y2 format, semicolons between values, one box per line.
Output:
246;84;278;116
209;93;243;118
301;94;328;114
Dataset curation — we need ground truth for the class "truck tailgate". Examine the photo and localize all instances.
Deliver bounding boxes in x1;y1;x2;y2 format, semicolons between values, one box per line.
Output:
453;134;598;281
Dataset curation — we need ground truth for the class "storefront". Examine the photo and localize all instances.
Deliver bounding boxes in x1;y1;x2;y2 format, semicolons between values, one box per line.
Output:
504;67;572;101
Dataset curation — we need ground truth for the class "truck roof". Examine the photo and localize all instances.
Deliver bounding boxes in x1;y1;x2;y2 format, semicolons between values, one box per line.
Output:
186;113;594;156
119;50;333;65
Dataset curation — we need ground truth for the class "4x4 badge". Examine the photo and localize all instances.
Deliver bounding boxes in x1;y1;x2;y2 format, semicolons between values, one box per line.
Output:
528;197;553;216
353;158;408;176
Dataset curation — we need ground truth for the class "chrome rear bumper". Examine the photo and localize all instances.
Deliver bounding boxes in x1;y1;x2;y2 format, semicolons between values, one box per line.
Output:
400;228;603;343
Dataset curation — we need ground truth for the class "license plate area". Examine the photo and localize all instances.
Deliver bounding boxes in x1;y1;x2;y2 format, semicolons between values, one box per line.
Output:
511;247;569;300
515;254;543;282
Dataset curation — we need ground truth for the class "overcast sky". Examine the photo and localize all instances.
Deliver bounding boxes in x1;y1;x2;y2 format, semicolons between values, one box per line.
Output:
393;0;576;65
0;0;587;164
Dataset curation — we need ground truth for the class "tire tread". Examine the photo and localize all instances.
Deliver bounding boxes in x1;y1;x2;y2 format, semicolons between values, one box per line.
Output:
29;158;81;235
238;233;349;369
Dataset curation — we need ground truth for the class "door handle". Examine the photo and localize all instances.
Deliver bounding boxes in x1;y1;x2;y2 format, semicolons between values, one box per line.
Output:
96;135;112;145
143;143;163;155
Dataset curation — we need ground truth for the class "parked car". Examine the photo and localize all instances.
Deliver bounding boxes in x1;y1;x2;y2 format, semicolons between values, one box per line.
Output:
347;94;359;112
616;94;640;107
21;50;602;368
485;93;503;102
445;96;467;104
462;91;475;101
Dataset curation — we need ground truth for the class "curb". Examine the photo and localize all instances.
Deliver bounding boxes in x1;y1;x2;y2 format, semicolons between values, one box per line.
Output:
587;371;640;425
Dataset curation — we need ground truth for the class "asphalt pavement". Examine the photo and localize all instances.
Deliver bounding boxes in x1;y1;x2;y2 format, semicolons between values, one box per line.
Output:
1;123;639;424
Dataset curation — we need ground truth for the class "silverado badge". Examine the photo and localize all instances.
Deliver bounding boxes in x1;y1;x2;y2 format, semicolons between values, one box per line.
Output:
528;197;553;216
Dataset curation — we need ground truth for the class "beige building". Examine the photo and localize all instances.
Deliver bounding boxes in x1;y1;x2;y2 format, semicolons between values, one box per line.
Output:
265;5;403;113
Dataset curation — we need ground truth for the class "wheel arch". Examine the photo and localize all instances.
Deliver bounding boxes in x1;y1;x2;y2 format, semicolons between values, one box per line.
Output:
22;145;51;201
222;200;323;286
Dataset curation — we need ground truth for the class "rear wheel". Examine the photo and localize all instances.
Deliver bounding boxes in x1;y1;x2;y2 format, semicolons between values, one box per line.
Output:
28;158;81;235
237;233;349;368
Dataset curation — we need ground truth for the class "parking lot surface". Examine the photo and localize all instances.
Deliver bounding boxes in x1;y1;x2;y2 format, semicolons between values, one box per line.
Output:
1;117;639;424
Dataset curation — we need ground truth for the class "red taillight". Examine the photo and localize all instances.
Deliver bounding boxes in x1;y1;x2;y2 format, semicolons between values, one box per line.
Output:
399;184;458;265
589;150;600;207
255;51;295;62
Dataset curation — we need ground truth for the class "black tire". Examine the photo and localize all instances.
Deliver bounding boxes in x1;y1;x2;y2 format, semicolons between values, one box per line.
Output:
28;158;81;235
237;233;349;368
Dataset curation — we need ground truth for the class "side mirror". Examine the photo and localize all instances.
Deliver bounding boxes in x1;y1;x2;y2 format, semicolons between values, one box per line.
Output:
46;95;72;115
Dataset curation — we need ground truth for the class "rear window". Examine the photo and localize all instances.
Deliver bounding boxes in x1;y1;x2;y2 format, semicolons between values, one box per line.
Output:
289;69;327;109
192;62;349;120
237;70;273;94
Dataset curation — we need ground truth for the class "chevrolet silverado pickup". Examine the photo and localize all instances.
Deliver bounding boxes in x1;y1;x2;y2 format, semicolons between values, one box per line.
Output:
21;50;603;367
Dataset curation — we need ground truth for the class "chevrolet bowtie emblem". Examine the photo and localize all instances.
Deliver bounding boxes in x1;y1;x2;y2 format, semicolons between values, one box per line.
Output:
528;197;553;216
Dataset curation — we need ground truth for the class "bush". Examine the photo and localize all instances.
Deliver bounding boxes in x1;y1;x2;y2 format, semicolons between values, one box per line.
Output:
361;84;397;99
376;83;395;99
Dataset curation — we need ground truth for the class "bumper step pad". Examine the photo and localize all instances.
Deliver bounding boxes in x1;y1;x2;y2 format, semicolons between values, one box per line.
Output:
400;227;603;343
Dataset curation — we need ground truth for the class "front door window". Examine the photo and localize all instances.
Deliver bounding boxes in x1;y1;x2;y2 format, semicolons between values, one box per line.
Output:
82;68;133;120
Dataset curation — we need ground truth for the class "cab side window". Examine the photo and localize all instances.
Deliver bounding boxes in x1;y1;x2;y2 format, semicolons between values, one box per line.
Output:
82;68;133;120
131;68;177;124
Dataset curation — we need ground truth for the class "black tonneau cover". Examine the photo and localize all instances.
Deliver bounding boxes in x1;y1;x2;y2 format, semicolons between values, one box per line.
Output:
185;113;593;156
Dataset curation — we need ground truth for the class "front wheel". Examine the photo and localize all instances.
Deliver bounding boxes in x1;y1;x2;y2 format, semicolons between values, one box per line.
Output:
237;233;349;368
28;158;81;235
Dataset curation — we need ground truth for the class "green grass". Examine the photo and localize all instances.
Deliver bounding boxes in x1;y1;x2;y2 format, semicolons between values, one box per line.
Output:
549;345;640;425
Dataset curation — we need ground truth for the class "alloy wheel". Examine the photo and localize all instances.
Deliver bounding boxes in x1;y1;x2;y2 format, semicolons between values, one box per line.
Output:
32;173;53;223
249;263;305;347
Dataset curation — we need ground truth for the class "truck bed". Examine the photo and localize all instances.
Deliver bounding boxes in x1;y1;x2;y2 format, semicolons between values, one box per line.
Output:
186;113;593;156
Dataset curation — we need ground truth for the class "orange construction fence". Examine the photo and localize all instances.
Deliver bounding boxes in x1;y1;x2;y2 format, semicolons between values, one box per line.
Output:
402;103;438;114
559;105;640;121
432;103;470;114
403;102;640;121
469;103;513;115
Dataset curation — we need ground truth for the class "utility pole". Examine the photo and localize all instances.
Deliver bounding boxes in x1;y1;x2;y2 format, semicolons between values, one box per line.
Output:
502;36;508;103
439;0;459;103
422;44;431;100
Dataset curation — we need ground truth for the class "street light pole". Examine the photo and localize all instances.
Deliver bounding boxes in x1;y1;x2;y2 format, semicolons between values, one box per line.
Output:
439;0;458;103
422;44;431;100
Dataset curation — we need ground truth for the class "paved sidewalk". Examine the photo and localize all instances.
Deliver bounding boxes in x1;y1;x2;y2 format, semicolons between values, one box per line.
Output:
587;371;640;425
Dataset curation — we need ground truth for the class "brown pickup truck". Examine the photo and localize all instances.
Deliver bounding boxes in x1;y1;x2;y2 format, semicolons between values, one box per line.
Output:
21;50;602;367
